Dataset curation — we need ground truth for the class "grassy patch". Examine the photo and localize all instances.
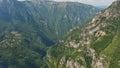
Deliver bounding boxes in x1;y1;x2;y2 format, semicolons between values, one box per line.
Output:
85;56;92;68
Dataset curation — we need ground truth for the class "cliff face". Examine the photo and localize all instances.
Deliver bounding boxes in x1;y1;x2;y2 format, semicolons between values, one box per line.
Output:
47;1;120;68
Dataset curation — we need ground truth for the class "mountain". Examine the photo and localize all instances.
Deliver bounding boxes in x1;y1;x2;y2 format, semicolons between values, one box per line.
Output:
25;0;100;39
47;1;120;68
97;6;108;9
0;0;99;44
0;0;99;68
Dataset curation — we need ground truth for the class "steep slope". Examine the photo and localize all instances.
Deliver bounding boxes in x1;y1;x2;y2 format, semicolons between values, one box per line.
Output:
0;0;99;42
47;1;120;68
24;0;99;39
0;0;99;56
0;0;99;68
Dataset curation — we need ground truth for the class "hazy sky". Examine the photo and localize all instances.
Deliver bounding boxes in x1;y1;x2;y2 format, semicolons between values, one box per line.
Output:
18;0;116;6
53;0;116;6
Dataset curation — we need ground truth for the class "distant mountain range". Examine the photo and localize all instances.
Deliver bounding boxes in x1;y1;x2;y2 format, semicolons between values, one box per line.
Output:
97;6;108;9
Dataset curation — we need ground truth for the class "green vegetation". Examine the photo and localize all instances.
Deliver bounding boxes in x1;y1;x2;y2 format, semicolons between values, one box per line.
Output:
91;34;114;54
46;1;120;68
1;0;120;68
85;56;92;68
0;46;48;68
48;45;65;58
0;0;99;67
101;18;120;68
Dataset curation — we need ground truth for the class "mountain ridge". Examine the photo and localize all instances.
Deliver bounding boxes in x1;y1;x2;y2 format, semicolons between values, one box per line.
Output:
0;0;99;68
46;1;120;68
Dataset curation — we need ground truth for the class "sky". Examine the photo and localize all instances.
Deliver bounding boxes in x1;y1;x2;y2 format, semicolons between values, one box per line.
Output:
53;0;116;6
18;0;116;6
